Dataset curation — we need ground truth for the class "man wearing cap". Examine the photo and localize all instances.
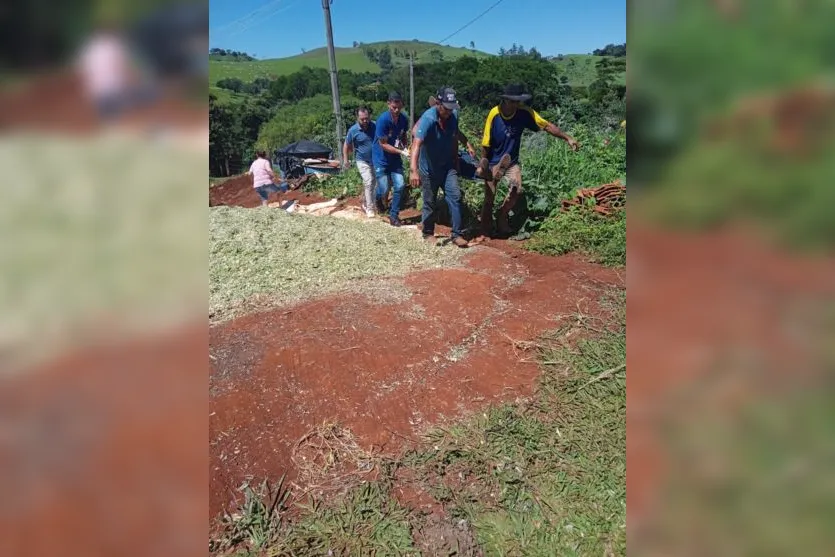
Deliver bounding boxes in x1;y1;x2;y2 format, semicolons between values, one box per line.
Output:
409;87;469;248
373;91;411;226
412;94;488;181
343;106;377;218
480;83;580;237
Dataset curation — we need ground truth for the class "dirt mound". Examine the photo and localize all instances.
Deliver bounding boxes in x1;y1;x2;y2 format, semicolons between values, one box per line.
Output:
209;244;621;517
209;175;329;208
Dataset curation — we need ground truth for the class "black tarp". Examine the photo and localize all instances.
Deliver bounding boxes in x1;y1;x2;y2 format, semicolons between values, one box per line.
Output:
274;140;333;178
275;140;332;158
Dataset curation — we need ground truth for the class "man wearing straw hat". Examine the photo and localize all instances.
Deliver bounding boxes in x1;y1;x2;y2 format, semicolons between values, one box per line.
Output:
480;83;580;237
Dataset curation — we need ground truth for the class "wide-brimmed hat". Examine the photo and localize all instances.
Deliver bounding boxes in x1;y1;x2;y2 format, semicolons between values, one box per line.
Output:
500;83;532;102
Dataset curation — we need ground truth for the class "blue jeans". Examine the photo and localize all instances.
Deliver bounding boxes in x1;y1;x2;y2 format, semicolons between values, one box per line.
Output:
421;168;463;238
255;183;288;203
375;167;405;220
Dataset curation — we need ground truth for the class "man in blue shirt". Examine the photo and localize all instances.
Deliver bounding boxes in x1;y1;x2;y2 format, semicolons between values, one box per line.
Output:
343;106;377;218
410;87;469;248
412;94;488;181
373;91;411;226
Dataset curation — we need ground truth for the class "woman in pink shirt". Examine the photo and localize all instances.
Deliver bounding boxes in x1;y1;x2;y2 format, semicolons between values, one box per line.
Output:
248;150;287;206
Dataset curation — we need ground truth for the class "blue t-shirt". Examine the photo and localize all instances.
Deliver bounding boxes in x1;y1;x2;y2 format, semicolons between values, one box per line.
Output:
372;109;410;171
415;107;458;175
481;104;549;166
345;121;376;163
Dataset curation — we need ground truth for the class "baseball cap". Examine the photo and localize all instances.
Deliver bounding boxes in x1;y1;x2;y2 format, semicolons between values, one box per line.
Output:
435;87;460;110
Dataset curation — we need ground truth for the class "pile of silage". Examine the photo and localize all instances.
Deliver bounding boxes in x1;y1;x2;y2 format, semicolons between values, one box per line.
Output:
209;206;462;323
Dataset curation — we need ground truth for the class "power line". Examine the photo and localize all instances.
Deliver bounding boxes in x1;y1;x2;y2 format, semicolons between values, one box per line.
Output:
437;0;506;46
216;0;286;34
232;0;301;36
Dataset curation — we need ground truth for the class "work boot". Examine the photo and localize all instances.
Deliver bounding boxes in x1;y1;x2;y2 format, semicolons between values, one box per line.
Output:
451;236;469;248
389;216;402;227
491;153;512;182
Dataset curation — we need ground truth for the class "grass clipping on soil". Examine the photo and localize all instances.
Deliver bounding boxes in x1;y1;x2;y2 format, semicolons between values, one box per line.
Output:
210;206;461;323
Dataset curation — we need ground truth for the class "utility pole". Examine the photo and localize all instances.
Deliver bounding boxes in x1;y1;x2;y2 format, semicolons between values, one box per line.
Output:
409;51;415;141
321;0;344;164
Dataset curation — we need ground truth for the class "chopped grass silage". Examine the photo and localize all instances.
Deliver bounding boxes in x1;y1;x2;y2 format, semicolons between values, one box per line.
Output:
1;132;206;373
209;206;462;323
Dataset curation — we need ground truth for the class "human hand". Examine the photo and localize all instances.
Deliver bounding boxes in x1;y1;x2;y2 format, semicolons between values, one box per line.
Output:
466;144;476;158
567;138;580;152
409;171;420;188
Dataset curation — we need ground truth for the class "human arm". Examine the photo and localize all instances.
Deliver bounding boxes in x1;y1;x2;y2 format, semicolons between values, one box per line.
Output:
342;143;353;168
456;129;476;158
544;122;579;151
526;107;580;151
409;137;423;187
376;117;409;157
410;115;432;186
378;135;407;156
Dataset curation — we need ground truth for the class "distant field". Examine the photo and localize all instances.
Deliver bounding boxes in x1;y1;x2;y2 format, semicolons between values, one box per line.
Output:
209;86;249;105
209;50;378;84
551;54;626;87
209;40;492;85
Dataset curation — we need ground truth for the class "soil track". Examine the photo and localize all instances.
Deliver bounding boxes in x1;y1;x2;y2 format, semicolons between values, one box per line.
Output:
209;243;622;518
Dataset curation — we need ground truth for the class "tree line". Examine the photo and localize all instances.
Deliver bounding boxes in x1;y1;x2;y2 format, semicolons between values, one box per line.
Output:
209;48;255;61
592;43;626;57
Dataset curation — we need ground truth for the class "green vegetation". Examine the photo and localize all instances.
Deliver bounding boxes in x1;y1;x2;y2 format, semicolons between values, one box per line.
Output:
527;208;626;266
211;293;626;556
631;0;835;251
209;40;491;85
210;50;379;84
209;48;256;62
551;54;626;87
254;94;389;154
209;206;462;323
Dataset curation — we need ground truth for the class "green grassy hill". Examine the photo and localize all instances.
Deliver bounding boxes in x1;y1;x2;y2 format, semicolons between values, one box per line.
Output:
209;86;249;105
209;40;492;85
549;54;626;87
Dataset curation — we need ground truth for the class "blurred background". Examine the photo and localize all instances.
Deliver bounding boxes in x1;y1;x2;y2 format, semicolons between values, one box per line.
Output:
628;0;835;555
0;1;207;556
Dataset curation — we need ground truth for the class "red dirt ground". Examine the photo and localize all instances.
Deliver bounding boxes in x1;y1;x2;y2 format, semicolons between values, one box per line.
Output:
209;244;622;518
0;323;207;557
0;72;205;133
208;174;332;208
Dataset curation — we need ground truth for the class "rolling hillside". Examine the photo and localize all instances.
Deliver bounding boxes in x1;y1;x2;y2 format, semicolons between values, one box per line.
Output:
549;54;626;87
209;40;492;85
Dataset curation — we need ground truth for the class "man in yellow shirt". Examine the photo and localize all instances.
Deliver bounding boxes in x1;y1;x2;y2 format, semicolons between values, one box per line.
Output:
480;83;580;237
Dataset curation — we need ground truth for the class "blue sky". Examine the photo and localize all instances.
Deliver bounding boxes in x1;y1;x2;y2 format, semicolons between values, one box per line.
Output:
209;0;625;59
